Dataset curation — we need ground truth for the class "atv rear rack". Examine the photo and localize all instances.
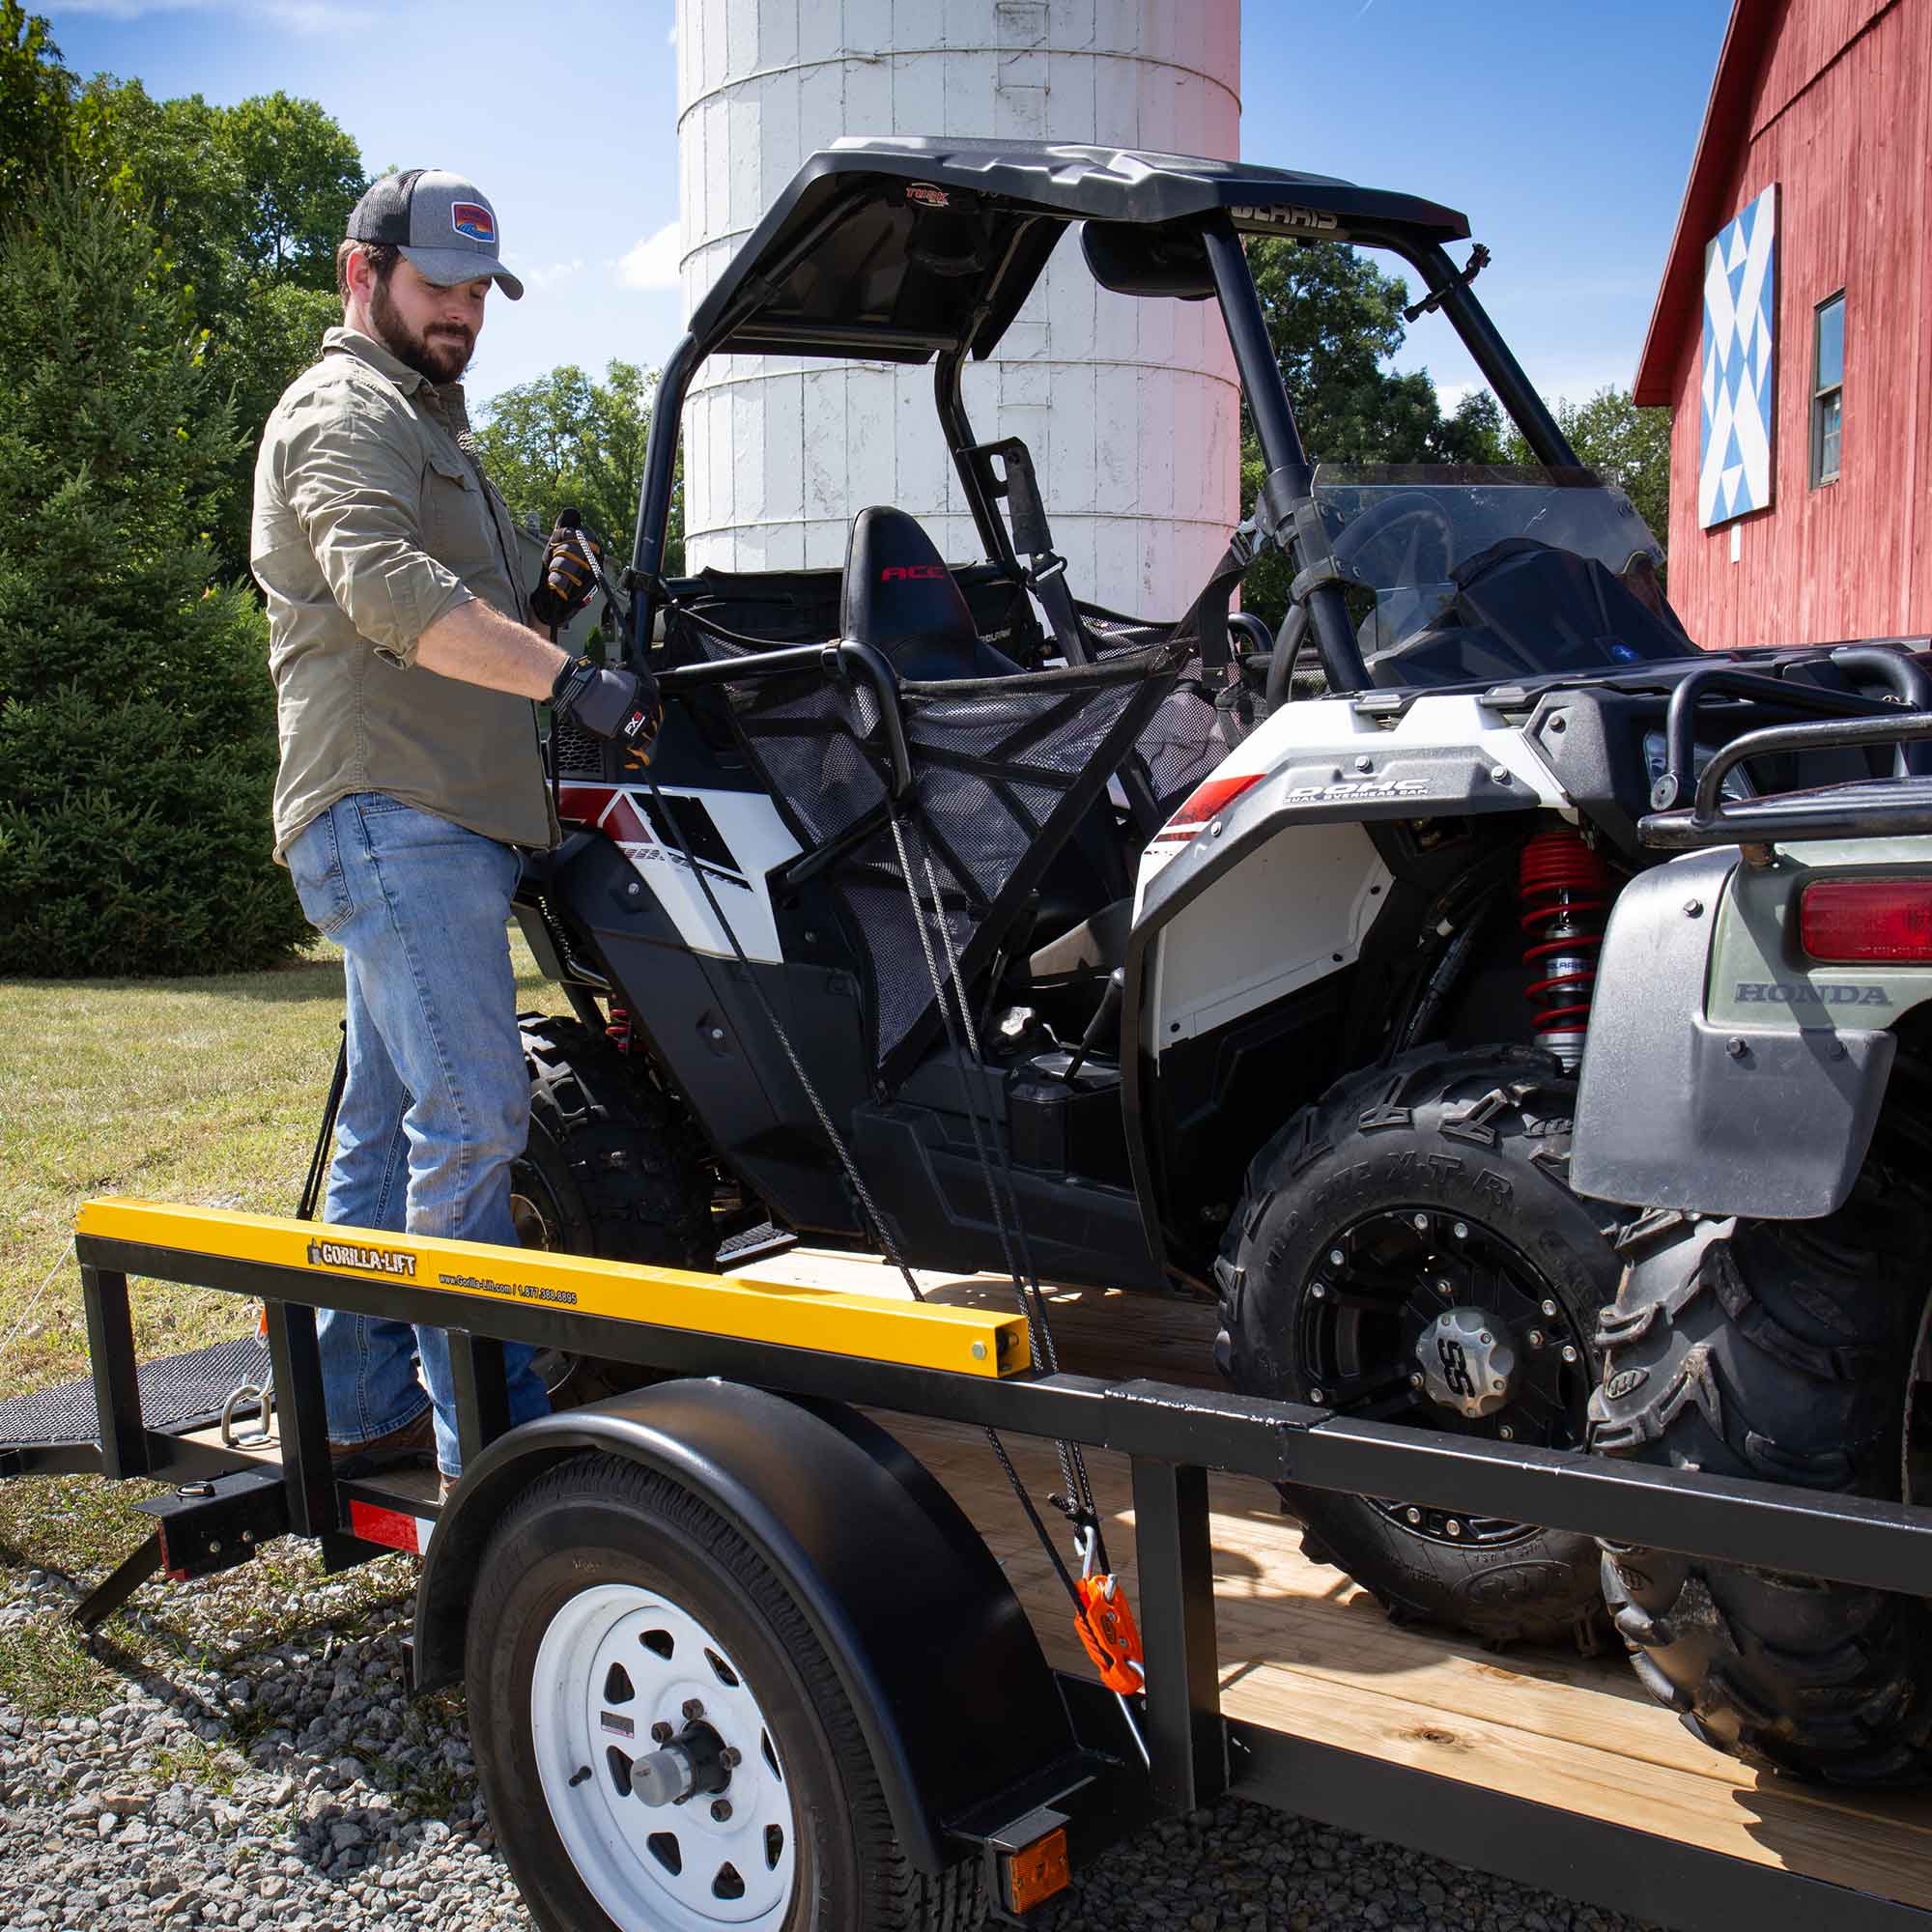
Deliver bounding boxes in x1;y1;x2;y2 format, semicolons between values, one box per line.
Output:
8;1196;1932;1931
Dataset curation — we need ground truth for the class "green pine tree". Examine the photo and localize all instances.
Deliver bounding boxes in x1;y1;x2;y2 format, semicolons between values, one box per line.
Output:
0;171;308;975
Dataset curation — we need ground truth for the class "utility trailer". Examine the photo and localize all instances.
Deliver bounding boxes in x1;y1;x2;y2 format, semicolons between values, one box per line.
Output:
5;1203;1932;1931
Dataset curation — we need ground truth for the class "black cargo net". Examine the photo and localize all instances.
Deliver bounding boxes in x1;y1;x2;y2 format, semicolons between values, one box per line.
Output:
1079;599;1253;814
670;607;1182;1078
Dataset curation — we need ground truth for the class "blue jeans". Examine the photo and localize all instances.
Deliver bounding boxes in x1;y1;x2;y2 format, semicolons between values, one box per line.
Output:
287;793;549;1476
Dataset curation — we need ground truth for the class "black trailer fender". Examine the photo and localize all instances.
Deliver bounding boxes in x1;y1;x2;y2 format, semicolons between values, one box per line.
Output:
413;1378;1075;1874
1572;845;1896;1218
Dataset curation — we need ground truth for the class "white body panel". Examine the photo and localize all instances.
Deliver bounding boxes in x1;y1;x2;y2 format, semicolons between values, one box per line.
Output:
560;781;798;963
1147;825;1393;1048
1136;692;1572;1051
675;0;1241;616
1137;691;1573;896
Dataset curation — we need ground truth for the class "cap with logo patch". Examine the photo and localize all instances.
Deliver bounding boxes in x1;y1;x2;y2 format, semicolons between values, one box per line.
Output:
346;168;525;300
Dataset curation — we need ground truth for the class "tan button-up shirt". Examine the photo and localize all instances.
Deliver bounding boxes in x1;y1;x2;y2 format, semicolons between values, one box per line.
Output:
251;327;555;861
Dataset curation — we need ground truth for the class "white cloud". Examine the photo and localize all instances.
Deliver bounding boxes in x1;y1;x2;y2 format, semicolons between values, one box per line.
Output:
615;221;681;293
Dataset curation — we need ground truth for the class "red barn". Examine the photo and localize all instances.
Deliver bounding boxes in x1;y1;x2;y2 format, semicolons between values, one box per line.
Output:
1634;0;1932;649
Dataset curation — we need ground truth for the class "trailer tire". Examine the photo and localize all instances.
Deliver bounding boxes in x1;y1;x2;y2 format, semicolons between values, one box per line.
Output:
1590;1168;1932;1787
1217;1045;1618;1648
467;1452;986;1932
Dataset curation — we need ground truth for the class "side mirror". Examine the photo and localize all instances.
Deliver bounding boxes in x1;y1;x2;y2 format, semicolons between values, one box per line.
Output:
1080;220;1214;301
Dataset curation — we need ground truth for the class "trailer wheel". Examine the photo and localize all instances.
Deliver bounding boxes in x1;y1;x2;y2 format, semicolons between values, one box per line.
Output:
468;1453;984;1932
1216;1045;1619;1647
1590;1165;1932;1786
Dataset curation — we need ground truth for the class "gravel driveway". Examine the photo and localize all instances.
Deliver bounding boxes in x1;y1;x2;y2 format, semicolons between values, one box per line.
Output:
0;1537;1659;1932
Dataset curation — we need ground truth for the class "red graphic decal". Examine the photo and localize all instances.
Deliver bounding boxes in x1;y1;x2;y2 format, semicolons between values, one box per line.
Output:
450;201;496;242
907;183;951;209
881;564;948;582
556;781;615;830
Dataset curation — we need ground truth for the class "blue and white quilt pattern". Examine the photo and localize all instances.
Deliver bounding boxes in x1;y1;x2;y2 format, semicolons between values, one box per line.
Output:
1699;184;1776;528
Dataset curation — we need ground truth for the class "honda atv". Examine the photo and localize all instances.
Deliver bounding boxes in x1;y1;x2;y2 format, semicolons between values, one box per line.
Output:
506;137;1932;1646
1573;710;1932;1783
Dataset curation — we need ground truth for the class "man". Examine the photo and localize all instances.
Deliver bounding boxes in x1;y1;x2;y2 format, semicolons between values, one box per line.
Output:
251;169;658;1492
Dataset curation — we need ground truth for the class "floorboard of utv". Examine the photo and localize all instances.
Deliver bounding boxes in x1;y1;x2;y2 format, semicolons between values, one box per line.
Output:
734;1250;1932;1915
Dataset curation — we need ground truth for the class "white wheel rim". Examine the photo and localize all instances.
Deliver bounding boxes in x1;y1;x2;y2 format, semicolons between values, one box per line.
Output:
529;1582;799;1929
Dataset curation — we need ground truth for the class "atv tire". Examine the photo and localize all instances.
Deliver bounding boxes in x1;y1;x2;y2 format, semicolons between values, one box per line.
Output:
1217;1045;1619;1647
1590;1167;1932;1786
517;1014;715;1267
515;1015;717;1407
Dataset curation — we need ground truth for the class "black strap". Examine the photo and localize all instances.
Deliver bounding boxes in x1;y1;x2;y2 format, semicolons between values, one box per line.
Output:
1176;527;1260;675
1027;553;1094;668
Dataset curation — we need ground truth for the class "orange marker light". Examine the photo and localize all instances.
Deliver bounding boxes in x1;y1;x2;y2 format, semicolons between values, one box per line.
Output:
1005;1825;1070;1914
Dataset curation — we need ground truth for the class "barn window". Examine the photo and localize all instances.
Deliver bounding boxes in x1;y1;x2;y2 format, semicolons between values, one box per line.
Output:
1811;293;1844;487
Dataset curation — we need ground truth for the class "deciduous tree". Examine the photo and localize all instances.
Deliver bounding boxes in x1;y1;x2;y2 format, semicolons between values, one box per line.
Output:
472;360;680;572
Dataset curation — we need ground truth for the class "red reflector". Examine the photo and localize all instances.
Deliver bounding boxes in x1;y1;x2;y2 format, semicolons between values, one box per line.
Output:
1799;877;1932;962
1161;771;1262;841
347;1498;426;1555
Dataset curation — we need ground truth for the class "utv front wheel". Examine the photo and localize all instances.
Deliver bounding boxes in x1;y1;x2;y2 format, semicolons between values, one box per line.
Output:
467;1454;984;1931
515;1015;717;1406
1216;1046;1618;1647
1591;1171;1932;1786
515;1014;714;1267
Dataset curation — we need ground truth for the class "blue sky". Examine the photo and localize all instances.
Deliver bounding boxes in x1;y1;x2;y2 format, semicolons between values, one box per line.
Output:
40;0;1730;416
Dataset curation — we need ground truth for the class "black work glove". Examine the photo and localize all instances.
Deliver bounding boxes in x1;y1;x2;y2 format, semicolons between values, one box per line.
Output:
529;523;603;630
551;656;663;762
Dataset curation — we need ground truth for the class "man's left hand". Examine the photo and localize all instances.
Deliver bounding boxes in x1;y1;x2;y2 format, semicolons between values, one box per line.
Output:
530;524;603;630
551;657;663;762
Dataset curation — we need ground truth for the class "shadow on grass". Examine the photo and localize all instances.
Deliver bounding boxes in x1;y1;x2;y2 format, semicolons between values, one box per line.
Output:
0;957;348;1004
219;961;347;1005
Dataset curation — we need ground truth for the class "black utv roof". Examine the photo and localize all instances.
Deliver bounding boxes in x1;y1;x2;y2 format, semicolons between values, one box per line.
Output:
687;137;1471;365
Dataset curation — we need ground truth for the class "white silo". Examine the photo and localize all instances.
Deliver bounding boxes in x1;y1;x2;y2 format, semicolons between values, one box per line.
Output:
674;0;1241;622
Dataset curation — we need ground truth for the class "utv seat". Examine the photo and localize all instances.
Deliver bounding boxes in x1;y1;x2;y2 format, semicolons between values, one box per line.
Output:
841;506;1022;680
838;505;1129;970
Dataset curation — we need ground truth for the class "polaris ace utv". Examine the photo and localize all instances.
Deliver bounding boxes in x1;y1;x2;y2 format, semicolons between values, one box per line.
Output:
508;137;1932;1647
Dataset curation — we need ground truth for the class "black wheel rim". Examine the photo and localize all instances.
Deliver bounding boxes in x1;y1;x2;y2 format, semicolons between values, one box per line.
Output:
509;1154;563;1253
1294;1206;1591;1548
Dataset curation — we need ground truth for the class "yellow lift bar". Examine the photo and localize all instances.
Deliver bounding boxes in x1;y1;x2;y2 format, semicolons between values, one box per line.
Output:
72;1198;1033;1380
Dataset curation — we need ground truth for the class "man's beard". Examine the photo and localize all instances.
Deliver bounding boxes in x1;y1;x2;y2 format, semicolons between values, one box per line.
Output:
369;275;474;385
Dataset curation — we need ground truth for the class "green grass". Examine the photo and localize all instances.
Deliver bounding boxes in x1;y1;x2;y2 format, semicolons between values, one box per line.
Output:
0;938;571;1603
0;1612;118;1719
0;936;571;1398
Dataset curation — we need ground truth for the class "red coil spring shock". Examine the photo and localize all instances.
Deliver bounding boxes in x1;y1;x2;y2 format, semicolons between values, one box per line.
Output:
1519;831;1612;1069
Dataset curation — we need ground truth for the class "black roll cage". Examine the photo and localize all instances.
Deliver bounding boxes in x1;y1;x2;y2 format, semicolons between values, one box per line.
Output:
623;177;1579;700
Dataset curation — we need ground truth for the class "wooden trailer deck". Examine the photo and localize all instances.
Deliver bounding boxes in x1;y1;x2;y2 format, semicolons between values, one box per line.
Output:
737;1250;1932;1918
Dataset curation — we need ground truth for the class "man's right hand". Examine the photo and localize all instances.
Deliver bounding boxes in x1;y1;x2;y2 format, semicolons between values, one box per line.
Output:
529;523;602;630
550;657;663;760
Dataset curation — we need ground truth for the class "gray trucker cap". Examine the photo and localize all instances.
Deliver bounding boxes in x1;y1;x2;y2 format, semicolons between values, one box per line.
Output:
346;168;525;299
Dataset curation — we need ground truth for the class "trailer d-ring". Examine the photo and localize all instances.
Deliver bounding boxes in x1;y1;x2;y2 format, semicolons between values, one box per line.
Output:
219;1379;274;1449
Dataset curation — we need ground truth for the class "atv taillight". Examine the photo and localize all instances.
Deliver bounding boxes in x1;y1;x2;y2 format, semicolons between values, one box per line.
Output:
1162;771;1262;841
1799;877;1932;962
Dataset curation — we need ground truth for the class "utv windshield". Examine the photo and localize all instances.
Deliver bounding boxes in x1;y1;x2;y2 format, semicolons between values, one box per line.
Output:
1312;465;1690;688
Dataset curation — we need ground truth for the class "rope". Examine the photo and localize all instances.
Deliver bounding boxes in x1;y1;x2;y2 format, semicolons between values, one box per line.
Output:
891;814;1107;1559
569;527;1099;1611
0;1236;75;1378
